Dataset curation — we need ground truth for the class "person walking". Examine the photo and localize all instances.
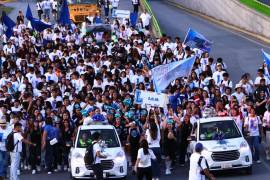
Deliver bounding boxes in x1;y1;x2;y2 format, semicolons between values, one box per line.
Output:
0;119;11;180
9;122;36;180
263;105;270;160
36;0;44;20
110;0;119;16
132;0;140;13
244;106;263;163
189;143;215;180
103;0;111;17
92;132;107;180
42;0;52;19
145;116;161;180
41;118;56;175
135;139;156;180
28;121;42;174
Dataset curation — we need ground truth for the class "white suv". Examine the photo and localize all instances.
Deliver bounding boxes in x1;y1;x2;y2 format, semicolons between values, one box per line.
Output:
191;117;253;174
69;124;128;179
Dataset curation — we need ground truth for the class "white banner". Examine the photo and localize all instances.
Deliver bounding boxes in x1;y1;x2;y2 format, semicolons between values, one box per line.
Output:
134;90;169;108
113;9;130;19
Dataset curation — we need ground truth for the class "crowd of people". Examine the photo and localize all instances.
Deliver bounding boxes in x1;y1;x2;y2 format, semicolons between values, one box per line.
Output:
0;0;270;180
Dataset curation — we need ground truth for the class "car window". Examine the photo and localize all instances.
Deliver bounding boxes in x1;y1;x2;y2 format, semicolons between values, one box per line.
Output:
199;120;242;141
76;129;120;148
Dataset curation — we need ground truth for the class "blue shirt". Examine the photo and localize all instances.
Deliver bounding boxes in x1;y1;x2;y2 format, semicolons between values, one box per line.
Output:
44;125;54;141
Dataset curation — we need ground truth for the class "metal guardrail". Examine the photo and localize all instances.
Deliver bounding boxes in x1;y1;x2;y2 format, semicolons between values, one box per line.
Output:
141;0;162;37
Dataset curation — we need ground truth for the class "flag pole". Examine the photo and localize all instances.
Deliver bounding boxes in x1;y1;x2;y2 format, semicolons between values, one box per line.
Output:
183;27;191;45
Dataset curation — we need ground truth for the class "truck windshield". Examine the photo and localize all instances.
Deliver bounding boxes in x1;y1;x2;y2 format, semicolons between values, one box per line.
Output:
199;120;242;141
68;0;96;4
76;129;120;148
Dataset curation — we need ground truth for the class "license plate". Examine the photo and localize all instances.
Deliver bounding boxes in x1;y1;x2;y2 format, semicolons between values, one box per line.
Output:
221;164;232;169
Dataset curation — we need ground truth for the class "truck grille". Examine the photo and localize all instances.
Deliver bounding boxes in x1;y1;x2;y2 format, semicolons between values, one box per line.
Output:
211;150;240;162
88;160;114;170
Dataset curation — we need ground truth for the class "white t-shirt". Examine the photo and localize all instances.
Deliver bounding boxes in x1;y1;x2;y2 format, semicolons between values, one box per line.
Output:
13;132;23;153
189;153;207;180
212;71;225;85
145;126;160;148
244;116;261;136
137;148;156;168
140;13;151;27
0;126;12;151
93;142;101;164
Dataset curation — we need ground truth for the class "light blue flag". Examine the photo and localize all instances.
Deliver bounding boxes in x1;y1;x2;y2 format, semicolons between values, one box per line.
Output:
262;49;270;67
151;56;196;93
184;28;213;52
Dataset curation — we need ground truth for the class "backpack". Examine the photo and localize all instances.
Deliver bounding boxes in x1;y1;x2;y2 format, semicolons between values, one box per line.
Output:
198;156;209;175
84;142;97;169
6;132;19;152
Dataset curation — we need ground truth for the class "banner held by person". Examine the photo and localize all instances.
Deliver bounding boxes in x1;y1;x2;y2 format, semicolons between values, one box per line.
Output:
134;90;169;108
151;56;196;93
184;28;213;52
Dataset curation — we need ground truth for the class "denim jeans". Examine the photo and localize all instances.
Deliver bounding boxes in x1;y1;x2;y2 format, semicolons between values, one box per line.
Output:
45;142;54;172
250;136;260;161
150;147;161;178
10;152;20;180
0;150;8;177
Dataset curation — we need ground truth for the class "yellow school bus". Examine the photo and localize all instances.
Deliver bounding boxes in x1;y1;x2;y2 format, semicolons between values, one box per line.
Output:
68;0;100;23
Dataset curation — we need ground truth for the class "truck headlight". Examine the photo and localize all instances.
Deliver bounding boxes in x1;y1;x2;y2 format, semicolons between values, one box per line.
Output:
114;151;125;165
74;153;84;160
240;141;249;151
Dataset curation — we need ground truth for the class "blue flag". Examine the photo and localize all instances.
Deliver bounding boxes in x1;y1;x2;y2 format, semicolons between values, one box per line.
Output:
151;56;196;92
59;0;71;27
262;49;270;68
184;28;213;52
25;5;52;32
1;11;15;38
130;13;138;27
26;4;33;20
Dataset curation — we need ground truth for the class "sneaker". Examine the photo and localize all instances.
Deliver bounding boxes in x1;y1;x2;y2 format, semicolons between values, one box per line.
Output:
37;166;41;172
165;169;171;175
57;165;62;171
256;160;262;164
47;171;52;175
24;165;28;170
64;165;68;171
32;170;36;175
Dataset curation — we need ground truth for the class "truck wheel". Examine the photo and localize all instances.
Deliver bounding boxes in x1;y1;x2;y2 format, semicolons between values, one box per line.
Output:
245;166;252;175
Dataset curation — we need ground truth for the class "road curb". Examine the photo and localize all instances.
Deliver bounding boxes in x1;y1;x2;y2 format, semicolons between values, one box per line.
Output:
166;0;270;45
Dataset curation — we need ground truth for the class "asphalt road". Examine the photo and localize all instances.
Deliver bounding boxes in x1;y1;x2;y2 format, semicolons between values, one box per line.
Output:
18;158;270;180
148;0;270;83
258;0;270;6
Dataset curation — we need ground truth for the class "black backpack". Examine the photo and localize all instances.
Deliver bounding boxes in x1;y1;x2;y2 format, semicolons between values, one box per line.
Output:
84;142;97;169
6;132;19;152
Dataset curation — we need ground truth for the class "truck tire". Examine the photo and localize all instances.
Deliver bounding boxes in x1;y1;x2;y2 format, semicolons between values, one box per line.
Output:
245;166;252;175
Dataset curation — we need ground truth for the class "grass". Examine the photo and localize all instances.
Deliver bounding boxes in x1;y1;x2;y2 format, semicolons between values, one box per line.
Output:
0;4;14;14
239;0;270;17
